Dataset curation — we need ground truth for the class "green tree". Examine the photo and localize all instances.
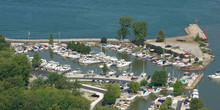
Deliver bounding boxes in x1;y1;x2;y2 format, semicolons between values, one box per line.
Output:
194;33;200;42
49;49;54;59
195;57;199;62
132;21;148;42
49;33;54;45
23;87;90;110
95;105;119;110
86;46;91;54
151;70;168;86
76;42;82;52
0;87;25;110
140;79;148;87
156;30;165;42
30;77;46;89
173;80;184;95
102;64;109;73
46;72;72;89
190;98;204;110
72;79;82;96
104;83;121;104
165;97;172;107
0;34;9;50
159;97;173;110
13;53;31;82
160;102;168;110
32;52;42;68
117;16;133;40
101;37;107;43
129;81;140;93
1;76;26;90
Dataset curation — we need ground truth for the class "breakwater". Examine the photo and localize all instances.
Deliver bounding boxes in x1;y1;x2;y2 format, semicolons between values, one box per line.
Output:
5;37;130;43
5;24;207;44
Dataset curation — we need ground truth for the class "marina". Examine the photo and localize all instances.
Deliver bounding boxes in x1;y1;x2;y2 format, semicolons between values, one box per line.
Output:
15;38;206;110
1;0;220;109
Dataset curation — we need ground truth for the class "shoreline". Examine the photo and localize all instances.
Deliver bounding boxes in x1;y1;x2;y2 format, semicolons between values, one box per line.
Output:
8;24;214;71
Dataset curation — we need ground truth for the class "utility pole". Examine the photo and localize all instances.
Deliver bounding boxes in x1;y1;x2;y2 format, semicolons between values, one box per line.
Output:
195;18;197;24
28;30;30;43
58;31;61;43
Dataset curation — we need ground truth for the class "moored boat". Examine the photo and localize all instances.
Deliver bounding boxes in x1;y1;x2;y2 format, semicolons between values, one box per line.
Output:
208;71;220;79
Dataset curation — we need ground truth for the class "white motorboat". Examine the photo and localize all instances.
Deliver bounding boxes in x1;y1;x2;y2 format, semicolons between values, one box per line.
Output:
122;71;128;76
87;70;95;75
117;48;125;52
41;59;47;66
140;72;147;77
23;49;28;53
126;95;137;101
60;64;71;72
116;59;131;67
208;71;220;79
99;64;104;68
157;60;171;66
129;72;134;76
152;88;161;93
108;69;116;76
192;89;199;98
131;52;137;56
79;56;102;64
71;68;82;74
61;52;69;57
142;90;151;96
67;52;81;59
110;57;118;62
137;52;147;58
106;61;113;67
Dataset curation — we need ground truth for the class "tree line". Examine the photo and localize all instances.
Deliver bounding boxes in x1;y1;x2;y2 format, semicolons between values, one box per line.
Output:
67;41;91;54
117;16;166;45
0;34;91;110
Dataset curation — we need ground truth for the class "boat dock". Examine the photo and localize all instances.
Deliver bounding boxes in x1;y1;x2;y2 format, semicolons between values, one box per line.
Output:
184;74;204;90
66;73;146;83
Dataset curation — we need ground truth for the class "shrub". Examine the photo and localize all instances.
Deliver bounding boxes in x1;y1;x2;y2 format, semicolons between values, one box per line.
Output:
100;37;107;43
200;42;206;47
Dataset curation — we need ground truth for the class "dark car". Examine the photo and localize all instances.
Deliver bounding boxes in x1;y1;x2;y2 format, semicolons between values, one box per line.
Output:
91;93;99;97
116;75;119;78
165;45;172;48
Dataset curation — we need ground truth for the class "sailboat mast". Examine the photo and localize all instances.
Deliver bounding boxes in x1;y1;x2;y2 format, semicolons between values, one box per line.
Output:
143;59;145;73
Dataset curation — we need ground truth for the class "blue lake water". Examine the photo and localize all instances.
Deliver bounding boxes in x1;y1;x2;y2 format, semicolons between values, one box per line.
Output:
1;0;220;109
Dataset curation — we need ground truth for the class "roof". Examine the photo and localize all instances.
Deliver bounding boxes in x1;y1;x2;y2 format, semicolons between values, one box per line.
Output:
184;53;189;55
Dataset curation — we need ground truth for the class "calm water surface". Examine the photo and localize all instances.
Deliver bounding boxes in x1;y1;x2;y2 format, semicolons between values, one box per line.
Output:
2;0;220;109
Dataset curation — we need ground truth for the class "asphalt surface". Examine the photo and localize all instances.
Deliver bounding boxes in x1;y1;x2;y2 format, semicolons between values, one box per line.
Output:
176;101;182;110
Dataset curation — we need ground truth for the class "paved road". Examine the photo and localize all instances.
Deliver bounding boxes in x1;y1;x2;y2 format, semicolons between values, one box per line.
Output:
81;84;107;94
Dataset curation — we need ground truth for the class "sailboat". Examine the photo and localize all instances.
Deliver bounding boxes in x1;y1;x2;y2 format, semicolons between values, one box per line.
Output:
140;59;147;77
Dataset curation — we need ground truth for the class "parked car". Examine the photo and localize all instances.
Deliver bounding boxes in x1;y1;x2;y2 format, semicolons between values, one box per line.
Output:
165;45;172;48
91;93;99;97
